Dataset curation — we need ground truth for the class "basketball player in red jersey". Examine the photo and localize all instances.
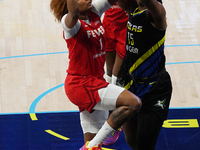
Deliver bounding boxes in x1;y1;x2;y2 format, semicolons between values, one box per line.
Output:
50;0;142;149
102;3;128;85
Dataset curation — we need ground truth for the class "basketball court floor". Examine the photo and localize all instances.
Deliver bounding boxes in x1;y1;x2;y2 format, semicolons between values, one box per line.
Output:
0;0;200;149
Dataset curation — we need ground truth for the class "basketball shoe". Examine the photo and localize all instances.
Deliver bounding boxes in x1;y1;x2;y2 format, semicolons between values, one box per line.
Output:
79;141;102;150
103;127;122;146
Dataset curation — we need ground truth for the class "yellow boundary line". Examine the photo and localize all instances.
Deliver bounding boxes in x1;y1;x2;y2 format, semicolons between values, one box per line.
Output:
30;113;38;121
45;129;70;140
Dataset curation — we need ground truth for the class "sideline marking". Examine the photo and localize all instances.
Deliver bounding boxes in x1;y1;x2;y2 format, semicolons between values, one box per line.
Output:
30;113;38;121
0;44;200;60
165;44;200;47
29;83;68;141
166;61;200;65
1;107;200;116
29;83;64;121
29;83;64;115
45;130;70;140
0;51;68;60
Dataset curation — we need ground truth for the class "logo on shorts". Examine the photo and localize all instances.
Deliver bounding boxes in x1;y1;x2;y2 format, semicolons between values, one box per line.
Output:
154;99;166;109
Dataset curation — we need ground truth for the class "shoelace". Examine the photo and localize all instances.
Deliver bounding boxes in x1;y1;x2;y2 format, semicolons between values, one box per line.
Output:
111;127;122;136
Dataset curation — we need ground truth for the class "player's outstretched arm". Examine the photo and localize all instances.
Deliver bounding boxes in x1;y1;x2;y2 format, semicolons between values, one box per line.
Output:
64;0;79;29
140;0;167;29
117;0;138;15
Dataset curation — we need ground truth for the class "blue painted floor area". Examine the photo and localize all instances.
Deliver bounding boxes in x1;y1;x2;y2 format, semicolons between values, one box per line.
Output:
157;109;200;150
0;109;199;150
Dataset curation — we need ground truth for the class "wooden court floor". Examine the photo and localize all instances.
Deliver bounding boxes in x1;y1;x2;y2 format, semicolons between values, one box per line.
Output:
0;0;200;114
0;0;200;150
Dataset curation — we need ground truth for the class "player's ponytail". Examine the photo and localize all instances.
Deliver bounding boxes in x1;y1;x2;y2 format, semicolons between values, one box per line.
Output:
50;0;68;22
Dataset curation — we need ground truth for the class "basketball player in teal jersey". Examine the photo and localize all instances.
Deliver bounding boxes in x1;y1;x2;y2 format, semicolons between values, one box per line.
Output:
117;0;173;149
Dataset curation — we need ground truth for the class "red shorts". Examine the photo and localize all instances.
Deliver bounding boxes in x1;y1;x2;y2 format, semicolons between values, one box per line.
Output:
64;74;109;113
102;17;127;59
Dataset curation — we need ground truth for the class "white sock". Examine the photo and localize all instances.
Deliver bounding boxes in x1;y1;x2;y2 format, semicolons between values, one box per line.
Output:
112;75;117;85
87;121;115;148
106;74;112;83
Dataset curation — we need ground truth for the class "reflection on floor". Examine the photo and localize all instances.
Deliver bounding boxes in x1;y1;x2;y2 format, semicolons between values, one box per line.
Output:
0;108;199;150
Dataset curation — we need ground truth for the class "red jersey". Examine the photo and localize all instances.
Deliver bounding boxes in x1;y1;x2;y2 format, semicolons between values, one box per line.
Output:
64;12;106;78
104;3;128;25
102;3;128;58
63;11;109;112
